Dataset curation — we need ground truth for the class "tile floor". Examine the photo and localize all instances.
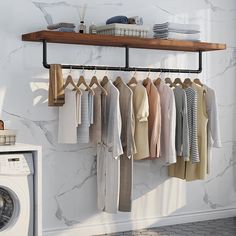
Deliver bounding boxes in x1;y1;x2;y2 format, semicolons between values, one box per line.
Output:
96;217;236;236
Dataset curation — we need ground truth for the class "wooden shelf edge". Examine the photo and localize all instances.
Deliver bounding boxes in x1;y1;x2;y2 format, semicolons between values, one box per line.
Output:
22;30;226;52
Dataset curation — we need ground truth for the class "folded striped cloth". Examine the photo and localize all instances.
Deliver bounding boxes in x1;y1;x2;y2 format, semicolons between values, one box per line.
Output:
47;22;75;30
153;32;200;41
153;22;200;34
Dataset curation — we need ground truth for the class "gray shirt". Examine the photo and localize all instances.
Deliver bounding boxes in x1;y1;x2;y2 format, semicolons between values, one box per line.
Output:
173;86;189;160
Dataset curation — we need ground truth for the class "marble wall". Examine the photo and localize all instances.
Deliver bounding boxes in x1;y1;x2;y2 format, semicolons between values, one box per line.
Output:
0;0;236;235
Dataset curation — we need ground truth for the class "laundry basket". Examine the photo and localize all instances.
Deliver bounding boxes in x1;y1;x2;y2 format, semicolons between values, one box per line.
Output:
96;23;149;38
0;130;17;145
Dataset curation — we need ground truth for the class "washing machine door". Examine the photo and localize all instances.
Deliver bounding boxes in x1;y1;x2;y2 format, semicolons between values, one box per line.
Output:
0;187;19;232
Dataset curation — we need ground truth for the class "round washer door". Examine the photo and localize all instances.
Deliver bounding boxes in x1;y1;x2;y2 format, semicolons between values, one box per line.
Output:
0;187;19;232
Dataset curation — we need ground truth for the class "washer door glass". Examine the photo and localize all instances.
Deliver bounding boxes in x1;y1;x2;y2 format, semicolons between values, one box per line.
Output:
0;187;15;230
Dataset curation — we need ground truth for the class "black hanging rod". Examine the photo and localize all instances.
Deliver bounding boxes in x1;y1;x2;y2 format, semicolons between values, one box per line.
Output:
42;40;202;74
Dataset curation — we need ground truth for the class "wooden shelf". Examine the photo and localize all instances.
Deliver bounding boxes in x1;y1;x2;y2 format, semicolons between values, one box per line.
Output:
22;30;226;52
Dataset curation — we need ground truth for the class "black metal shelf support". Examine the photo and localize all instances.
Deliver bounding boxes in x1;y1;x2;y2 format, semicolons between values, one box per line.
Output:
42;40;203;74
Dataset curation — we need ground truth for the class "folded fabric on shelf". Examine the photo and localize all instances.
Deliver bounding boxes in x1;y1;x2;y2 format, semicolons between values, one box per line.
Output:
153;32;200;41
153;22;200;33
153;27;200;34
47;22;75;30
106;15;129;24
51;27;75;32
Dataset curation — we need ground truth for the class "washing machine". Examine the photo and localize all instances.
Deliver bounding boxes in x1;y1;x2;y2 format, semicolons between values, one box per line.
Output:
0;153;34;236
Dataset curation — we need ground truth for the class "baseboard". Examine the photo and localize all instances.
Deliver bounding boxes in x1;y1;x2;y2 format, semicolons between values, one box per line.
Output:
43;207;236;236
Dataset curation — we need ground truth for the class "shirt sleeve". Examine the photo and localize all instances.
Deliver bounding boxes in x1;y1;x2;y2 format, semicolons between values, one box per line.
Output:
136;88;149;122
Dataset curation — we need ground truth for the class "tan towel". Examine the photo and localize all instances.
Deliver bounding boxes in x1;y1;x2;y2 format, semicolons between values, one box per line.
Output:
48;64;65;106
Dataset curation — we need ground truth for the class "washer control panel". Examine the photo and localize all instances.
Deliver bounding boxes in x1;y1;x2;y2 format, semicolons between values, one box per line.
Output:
0;153;34;175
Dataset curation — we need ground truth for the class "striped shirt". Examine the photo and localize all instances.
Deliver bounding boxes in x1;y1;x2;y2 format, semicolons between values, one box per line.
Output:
185;87;199;163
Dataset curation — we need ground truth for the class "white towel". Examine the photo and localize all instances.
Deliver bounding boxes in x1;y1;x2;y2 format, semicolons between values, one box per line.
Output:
153;22;200;33
153;32;200;41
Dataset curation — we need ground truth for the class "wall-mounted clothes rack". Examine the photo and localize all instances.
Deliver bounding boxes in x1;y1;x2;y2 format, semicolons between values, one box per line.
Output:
22;31;226;74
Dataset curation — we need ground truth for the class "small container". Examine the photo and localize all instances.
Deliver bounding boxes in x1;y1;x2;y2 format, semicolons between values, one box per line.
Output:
0;130;17;145
79;21;86;33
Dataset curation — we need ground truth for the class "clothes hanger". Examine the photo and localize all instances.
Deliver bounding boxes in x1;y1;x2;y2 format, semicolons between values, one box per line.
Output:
183;71;192;88
154;70;163;86
100;67;110;87
113;76;124;86
127;70;138;86
76;71;95;95
63;67;81;94
143;69;151;86
193;78;203;87
172;70;183;87
89;74;108;96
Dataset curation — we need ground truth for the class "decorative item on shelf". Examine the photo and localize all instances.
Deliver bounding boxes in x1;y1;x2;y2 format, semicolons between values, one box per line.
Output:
0;121;17;145
89;23;97;34
78;4;87;33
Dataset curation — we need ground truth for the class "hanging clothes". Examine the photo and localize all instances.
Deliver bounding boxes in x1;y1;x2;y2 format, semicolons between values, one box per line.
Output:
156;80;176;164
48;64;65;106
173;86;189;160
143;78;161;159
185;82;208;181
77;90;93;143
97;80;123;213
203;84;222;174
58;87;80;143
89;87;103;144
129;82;149;160
168;86;199;179
114;80;136;212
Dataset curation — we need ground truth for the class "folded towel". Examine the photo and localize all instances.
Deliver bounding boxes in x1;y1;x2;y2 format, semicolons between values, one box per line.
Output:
47;22;75;30
153;22;200;33
48;64;65;106
106;16;129;24
153;28;200;34
153;32;200;41
51;27;75;32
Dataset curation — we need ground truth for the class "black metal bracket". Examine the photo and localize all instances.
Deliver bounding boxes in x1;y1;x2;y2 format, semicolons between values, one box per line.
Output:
42;40;202;73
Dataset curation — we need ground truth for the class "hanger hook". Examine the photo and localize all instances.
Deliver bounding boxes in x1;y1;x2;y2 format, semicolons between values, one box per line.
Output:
147;68;151;78
69;65;72;74
133;68;137;77
94;66;97;75
105;67;108;75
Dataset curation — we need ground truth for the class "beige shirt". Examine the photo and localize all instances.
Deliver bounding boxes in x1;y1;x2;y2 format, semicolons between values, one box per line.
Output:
156;81;176;164
129;83;149;160
143;78;161;158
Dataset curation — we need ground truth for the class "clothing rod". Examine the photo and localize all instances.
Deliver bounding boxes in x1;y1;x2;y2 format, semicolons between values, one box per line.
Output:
42;40;203;74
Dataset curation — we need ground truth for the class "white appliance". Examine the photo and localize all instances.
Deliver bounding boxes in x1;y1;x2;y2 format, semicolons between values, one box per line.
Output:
0;153;34;236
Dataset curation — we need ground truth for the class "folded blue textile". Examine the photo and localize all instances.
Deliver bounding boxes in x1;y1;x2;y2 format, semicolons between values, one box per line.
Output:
106;15;128;24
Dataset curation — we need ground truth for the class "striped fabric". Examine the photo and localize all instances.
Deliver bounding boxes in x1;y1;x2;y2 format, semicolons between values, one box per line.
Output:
185;87;199;163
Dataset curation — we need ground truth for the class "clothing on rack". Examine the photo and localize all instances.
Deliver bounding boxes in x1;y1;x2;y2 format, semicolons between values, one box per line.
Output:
143;78;161;159
48;64;65;106
77;90;94;144
129;82;149;160
203;84;222;174
97;80;123;213
58;87;80;143
156;80;176;164
114;80;136;212
89;87;103;144
173;86;189;160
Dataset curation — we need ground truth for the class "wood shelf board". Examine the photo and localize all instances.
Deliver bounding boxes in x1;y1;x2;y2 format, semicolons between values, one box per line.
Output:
22;30;226;52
